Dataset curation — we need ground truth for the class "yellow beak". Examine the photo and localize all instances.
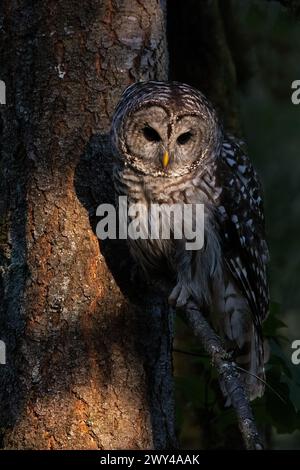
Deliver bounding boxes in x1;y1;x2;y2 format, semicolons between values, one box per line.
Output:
162;150;169;169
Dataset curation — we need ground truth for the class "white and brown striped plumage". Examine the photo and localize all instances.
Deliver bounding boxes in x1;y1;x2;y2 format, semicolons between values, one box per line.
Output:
111;81;269;400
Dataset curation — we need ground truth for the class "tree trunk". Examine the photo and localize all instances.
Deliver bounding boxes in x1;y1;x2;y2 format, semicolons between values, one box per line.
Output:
0;0;176;449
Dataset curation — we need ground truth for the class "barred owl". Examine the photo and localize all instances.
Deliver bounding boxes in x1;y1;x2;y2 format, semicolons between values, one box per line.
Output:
111;81;269;400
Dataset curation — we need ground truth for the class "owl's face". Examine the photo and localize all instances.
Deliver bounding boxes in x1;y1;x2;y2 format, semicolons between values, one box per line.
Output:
111;81;222;178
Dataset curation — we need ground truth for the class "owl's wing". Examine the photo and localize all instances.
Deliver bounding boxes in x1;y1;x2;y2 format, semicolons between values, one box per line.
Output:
215;136;269;332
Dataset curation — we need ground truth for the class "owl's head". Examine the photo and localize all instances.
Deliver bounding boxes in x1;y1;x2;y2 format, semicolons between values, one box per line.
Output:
111;81;223;178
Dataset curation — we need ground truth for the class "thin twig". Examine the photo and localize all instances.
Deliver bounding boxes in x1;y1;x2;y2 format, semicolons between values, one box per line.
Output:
184;301;263;450
174;347;286;404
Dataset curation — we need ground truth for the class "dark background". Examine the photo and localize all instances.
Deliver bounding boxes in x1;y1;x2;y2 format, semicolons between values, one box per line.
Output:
169;0;300;450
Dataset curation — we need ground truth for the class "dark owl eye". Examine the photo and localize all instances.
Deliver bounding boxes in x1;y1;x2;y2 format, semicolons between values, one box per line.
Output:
177;131;193;145
142;126;161;142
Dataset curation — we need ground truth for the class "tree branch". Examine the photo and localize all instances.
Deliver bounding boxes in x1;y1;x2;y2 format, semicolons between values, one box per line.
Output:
183;301;263;450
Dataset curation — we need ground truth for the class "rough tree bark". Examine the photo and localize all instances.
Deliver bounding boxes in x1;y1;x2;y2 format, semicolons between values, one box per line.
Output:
0;0;176;449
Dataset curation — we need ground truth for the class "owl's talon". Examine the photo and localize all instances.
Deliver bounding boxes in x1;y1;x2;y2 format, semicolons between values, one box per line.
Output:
168;283;190;309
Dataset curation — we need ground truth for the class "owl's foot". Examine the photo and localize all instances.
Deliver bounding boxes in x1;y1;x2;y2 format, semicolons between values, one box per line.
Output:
168;283;190;309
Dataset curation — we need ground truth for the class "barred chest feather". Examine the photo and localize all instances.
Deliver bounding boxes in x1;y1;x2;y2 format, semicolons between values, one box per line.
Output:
113;165;223;292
